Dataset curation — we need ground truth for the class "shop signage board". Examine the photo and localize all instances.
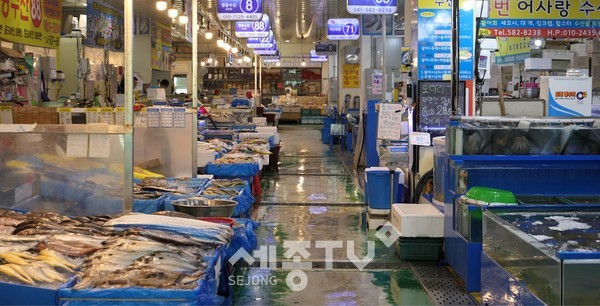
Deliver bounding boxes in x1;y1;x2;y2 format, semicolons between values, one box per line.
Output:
495;37;530;64
343;64;360;88
247;31;274;48
0;0;62;48
315;43;337;55
151;20;172;71
417;81;465;137
310;50;328;62
253;41;277;55
235;15;270;38
347;0;397;14
417;0;474;81
480;0;600;38
327;18;361;40
262;55;280;63
541;77;592;117
85;0;124;51
217;0;263;21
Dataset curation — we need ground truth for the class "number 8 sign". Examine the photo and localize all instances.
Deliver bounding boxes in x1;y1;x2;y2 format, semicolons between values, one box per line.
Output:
218;0;263;21
240;0;259;13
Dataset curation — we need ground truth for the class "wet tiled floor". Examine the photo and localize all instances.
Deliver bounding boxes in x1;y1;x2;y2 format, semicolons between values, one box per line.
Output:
232;125;470;305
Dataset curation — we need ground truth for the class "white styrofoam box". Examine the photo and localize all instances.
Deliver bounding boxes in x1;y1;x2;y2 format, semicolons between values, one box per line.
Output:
542;50;575;60
197;142;212;150
256;126;277;134
524;58;552;70
391;204;444;237
238;132;274;140
570;43;588;56
273;133;280;145
197;149;216;167
253;117;267;126
262;154;269;165
197;174;214;180
147;88;166;100
571;56;590;69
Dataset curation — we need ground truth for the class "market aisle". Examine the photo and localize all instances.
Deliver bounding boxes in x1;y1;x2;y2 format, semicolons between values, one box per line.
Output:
231;125;433;305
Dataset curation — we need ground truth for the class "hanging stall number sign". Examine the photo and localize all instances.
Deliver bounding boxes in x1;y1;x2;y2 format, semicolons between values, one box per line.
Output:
347;0;397;15
253;41;277;55
58;108;72;125
247;31;274;48
217;0;262;21
327;19;360;40
235;14;269;38
310;50;328;62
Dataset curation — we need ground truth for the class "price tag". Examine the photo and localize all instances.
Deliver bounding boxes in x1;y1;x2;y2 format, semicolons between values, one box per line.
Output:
135;109;148;128
160;107;174;128
99;107;114;124
0;106;12;124
66;134;89;157
89;134;111;158
86;108;99;123
147;107;161;128
114;107;125;125
410;132;431;146
173;107;186;128
58;108;72;124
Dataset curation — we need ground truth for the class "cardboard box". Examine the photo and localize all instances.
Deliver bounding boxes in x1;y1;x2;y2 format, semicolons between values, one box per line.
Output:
525;58;552;70
571;56;590;69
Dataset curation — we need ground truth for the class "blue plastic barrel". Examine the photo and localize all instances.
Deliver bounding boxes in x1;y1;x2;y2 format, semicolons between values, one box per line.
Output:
366;167;393;209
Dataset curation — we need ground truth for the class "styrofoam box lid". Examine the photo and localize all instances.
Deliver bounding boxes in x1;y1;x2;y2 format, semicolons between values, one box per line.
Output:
391;203;444;237
198;149;216;156
239;132;274;139
366;167;391;172
256;126;277;134
433;136;446;145
197;175;214;179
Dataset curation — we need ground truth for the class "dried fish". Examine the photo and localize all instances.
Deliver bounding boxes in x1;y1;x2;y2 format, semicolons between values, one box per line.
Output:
0;264;34;285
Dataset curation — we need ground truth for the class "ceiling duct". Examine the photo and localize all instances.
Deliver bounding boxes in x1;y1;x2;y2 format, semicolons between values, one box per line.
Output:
344;45;360;64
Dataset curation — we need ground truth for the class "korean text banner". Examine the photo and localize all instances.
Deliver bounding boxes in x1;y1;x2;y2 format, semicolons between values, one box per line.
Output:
151;20;172;71
481;0;600;37
495;37;530;64
85;0;124;51
0;0;62;49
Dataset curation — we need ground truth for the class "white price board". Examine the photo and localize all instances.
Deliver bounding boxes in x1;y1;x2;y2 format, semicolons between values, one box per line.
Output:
88;134;111;158
99;107;114;124
58;108;72;124
147;108;161;128
66;134;89;157
377;103;404;140
173;107;186;128
86;108;99;123
114;107;125;125
0;106;12;124
135;109;148;128
410;132;431;146
160;107;174;128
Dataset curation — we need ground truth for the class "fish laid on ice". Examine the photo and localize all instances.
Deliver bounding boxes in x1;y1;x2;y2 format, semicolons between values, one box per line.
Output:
0;253;30;265
22;265;54;283
0;264;34;285
5;264;35;285
38;249;79;269
34;255;75;273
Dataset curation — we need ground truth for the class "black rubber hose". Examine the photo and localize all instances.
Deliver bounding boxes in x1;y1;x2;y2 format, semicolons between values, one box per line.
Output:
411;169;433;203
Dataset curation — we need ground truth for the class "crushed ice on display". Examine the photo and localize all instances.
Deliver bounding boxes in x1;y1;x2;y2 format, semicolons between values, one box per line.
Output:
545;216;591;231
532;221;543;225
532;235;553;241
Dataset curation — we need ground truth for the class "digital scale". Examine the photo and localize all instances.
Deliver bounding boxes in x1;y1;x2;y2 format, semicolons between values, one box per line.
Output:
379;145;409;169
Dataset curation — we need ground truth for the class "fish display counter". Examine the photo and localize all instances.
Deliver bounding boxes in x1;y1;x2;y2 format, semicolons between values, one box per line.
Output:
443;117;600;292
0;210;234;305
482;207;600;305
0;124;133;216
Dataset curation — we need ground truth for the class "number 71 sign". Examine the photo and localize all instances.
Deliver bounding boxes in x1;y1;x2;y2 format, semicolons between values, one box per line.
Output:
327;18;361;40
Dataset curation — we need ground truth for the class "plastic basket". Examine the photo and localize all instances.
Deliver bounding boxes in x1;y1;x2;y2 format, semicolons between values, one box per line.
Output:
395;237;443;261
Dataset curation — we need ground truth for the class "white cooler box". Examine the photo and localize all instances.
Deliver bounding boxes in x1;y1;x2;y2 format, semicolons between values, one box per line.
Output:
197;149;216;167
253;117;267;126
391;204;444;237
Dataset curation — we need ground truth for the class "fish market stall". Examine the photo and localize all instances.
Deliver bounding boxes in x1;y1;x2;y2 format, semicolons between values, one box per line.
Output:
443;117;600;292
0;209;234;305
482;207;600;305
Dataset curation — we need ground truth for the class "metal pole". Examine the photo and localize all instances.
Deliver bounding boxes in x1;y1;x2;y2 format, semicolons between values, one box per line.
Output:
381;14;386;104
192;0;198;176
254;54;258;97
124;0;133;125
451;0;459;114
259;56;262;98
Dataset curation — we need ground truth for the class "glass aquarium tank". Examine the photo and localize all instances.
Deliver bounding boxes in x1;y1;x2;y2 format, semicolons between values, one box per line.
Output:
448;117;600;155
483;208;600;305
0;124;133;215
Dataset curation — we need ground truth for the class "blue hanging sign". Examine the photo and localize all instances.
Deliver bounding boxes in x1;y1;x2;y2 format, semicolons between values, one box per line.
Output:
217;0;262;21
310;50;328;62
347;0;397;15
247;31;274;48
327;18;360;40
253;41;277;55
235;14;270;38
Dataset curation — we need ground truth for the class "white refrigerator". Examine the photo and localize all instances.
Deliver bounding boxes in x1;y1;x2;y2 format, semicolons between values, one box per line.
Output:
540;76;592;117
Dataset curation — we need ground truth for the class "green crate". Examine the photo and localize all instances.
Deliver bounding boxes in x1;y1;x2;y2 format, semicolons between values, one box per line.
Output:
395;237;443;261
301;109;311;115
310;109;321;115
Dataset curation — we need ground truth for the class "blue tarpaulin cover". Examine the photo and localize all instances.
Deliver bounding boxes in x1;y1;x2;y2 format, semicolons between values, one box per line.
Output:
204;162;259;178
